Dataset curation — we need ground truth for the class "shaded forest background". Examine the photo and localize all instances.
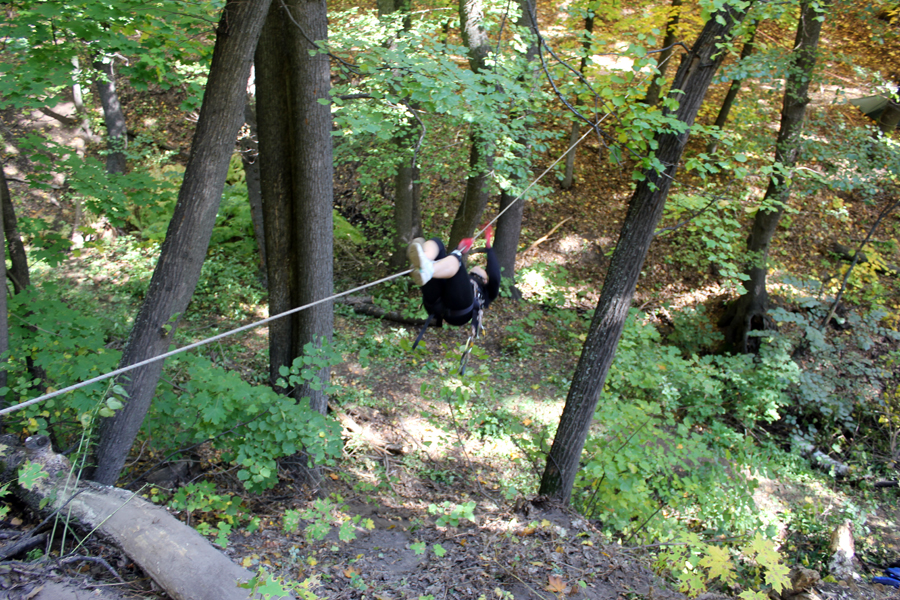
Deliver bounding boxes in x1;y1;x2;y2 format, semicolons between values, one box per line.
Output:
1;0;900;598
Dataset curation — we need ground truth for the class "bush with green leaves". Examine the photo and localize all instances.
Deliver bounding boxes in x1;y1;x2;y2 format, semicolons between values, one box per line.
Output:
765;287;900;445
148;343;344;493
572;309;800;542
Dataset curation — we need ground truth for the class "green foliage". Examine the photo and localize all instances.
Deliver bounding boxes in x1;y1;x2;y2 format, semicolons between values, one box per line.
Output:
573;308;800;542
427;500;477;528
18;461;49;491
282;496;375;543
659;192;750;293
165;481;247;548
767;287;900;440
147;343;343;493
238;568;321;600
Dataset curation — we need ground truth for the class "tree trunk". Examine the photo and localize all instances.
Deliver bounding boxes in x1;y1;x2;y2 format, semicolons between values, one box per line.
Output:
241;98;267;277
706;24;758;155
719;1;827;353
390;163;422;269
0;173;7;412
256;0;334;420
285;0;334;416
378;0;424;270
448;0;493;248
642;0;682;107
492;0;539;297
94;56;128;174
561;12;594;190
92;0;272;486
1;174;30;294
877;96;900;133
255;8;294;390
538;3;749;504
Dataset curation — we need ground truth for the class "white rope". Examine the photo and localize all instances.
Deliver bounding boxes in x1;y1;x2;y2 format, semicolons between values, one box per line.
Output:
1;114;600;418
0;269;411;416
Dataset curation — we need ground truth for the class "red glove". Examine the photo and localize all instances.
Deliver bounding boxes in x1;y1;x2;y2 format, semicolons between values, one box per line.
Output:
481;223;493;247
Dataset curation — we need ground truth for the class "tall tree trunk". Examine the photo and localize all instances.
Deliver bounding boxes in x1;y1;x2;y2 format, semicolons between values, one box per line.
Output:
538;3;750;504
0;173;7;415
0;174;28;294
94;56;128;174
493;0;539;297
256;0;334;487
256;8;294;390
92;0;272;486
719;1;827;353
256;0;335;415
285;0;334;416
642;0;682;106
241;98;267;277
706;24;758;155
448;0;493;248
382;0;423;270
561;11;595;191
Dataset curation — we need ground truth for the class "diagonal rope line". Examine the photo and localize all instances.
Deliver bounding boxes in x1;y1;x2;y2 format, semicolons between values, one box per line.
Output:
0;270;411;416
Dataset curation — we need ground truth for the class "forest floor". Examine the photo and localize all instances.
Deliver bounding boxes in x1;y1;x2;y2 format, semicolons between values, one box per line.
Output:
3;6;900;600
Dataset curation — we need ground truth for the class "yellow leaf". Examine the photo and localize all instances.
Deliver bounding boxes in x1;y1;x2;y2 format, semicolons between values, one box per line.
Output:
522;418;532;426
241;556;253;568
518;526;536;536
307;557;317;566
545;574;566;593
344;566;359;578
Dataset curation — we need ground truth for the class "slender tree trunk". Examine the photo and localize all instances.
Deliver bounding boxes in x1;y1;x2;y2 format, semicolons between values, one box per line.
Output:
0;173;7;414
493;0;539;296
92;0;272;486
448;0;493;248
255;7;294;390
642;0;682;106
94;57;128;174
382;0;423;270
706;24;758;155
0;173;29;294
719;1;827;353
240;98;266;277
285;0;334;415
562;11;595;190
538;3;749;503
391;162;422;269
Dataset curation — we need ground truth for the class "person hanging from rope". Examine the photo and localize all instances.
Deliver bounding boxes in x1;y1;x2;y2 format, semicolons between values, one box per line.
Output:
407;225;500;371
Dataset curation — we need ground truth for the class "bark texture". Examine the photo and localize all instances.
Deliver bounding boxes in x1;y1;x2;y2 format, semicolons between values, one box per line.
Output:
94;57;128;174
448;0;494;248
1;173;30;294
493;0;539;296
92;0;272;486
255;0;334;418
241;98;267;275
538;4;749;503
719;1;827;353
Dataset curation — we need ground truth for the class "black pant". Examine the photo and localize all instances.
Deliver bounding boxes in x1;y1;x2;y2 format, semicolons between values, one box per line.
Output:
421;238;474;326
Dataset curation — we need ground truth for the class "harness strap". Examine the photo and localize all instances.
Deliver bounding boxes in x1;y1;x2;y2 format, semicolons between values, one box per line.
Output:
411;313;434;350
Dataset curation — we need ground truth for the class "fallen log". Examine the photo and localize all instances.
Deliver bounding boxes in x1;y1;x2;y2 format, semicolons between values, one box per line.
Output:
0;435;290;600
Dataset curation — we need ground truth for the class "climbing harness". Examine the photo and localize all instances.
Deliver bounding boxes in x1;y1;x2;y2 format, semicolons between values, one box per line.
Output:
411;264;486;376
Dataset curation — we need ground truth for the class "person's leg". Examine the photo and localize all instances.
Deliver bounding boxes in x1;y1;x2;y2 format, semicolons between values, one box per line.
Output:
409;238;463;285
